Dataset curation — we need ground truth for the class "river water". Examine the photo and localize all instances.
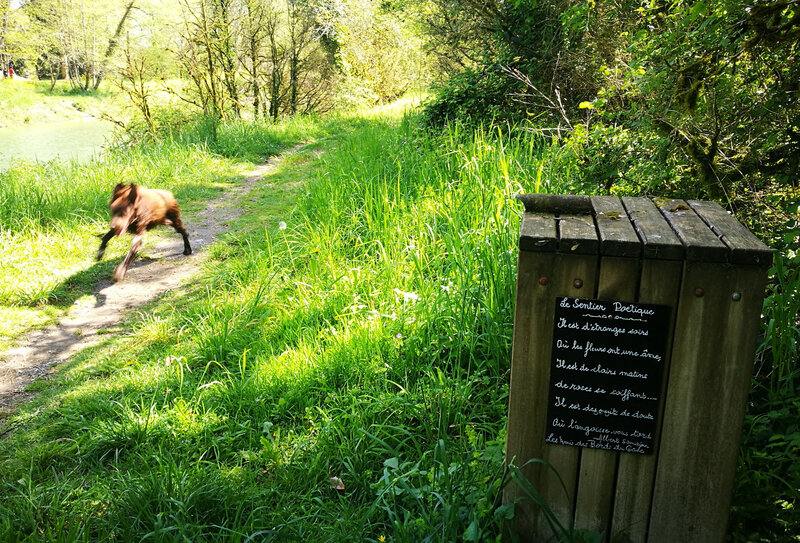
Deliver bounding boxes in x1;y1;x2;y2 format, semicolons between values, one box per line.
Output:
0;118;116;170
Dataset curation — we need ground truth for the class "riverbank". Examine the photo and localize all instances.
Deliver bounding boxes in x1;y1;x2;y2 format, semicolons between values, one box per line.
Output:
0;79;115;128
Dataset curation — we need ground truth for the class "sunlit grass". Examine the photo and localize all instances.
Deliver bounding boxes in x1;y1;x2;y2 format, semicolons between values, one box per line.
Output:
1;102;796;541
0;120;316;346
1;109;551;541
0;78;117;126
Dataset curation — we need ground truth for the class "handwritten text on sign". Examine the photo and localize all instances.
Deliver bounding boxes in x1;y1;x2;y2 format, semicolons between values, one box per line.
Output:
545;297;670;454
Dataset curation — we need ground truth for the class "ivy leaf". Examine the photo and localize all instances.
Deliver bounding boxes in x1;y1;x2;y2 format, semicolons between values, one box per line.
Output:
463;520;480;541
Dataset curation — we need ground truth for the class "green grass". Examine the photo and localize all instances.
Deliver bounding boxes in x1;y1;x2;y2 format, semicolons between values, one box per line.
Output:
0;144;239;346
0;112;350;347
0;105;557;541
0;79;116;126
0;101;797;541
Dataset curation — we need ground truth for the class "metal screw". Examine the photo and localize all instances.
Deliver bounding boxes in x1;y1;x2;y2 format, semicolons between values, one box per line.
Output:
732;292;742;302
694;288;704;297
573;279;584;289
538;276;549;286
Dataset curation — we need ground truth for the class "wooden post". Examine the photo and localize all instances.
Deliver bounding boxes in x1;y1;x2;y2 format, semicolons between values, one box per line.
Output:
505;204;599;540
505;194;772;543
647;200;770;542
611;197;684;543
574;196;641;537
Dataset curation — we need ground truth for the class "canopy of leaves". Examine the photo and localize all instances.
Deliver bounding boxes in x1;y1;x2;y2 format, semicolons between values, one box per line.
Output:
418;0;799;249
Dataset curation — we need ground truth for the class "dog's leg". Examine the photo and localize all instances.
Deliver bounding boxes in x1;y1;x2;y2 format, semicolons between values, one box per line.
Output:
96;228;116;261
169;211;192;255
178;226;192;255
113;233;143;282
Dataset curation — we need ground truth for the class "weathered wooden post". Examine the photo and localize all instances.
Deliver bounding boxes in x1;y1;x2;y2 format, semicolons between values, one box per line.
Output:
504;194;772;543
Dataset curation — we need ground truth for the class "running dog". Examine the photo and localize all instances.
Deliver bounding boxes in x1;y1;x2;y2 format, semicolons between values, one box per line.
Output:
97;183;192;282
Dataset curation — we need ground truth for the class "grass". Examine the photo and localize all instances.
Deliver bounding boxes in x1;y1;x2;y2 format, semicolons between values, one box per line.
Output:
0;79;117;126
0;145;237;348
0;103;554;541
0;113;347;349
0;99;798;541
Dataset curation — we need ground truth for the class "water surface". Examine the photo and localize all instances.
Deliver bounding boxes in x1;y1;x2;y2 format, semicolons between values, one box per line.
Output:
0;118;115;170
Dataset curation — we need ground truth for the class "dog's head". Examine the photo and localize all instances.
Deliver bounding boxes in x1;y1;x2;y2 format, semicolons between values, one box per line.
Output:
109;183;138;236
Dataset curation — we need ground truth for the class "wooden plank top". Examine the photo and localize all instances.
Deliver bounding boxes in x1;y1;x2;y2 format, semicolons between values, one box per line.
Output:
688;200;773;267
559;214;599;255
517;193;593;214
516;194;771;263
622;197;684;261
655;198;729;262
592;195;641;257
519;212;557;253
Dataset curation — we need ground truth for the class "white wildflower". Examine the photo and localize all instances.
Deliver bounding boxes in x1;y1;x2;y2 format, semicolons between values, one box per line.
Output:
393;288;420;301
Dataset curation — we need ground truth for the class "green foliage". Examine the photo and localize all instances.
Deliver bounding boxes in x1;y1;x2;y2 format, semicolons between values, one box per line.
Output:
325;0;428;106
375;434;509;542
419;0;800;236
731;251;800;541
0;99;797;541
422;65;522;126
756;255;800;393
733;395;800;542
0;102;597;541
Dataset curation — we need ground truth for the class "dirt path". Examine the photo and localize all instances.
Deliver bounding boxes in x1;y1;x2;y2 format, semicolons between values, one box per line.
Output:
0;149;299;414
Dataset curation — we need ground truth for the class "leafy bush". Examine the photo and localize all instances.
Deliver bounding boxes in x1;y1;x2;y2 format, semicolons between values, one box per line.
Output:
422;64;522;127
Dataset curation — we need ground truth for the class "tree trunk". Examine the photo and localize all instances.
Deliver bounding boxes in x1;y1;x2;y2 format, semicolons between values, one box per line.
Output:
200;0;222;119
213;0;240;118
93;1;135;90
244;0;264;118
266;9;282;120
0;0;9;74
287;2;299;115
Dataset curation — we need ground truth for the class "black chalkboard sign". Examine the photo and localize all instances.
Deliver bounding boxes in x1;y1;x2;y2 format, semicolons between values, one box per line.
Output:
545;297;671;454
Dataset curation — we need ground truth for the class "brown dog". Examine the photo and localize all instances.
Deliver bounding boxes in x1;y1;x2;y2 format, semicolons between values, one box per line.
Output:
97;183;192;282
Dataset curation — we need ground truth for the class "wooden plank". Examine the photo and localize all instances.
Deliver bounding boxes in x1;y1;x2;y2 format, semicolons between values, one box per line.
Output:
655;198;728;262
592;196;642;258
574;253;640;540
517;193;593;214
506;249;599;541
520;212;558;253
688;200;773;267
611;258;682;543
622;198;684;261
560;214;600;255
647;262;768;542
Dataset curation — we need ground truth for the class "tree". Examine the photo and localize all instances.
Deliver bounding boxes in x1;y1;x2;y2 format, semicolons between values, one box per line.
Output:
0;0;10;73
116;39;158;135
175;0;227;118
325;0;426;104
264;1;286;119
93;0;135;89
239;0;268;117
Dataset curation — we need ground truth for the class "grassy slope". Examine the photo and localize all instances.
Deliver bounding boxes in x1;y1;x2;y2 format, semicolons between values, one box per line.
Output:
0;101;541;541
0;100;797;542
0;79;117;127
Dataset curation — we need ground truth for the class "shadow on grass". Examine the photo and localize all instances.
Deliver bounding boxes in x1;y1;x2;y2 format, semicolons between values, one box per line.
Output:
38;259;116;308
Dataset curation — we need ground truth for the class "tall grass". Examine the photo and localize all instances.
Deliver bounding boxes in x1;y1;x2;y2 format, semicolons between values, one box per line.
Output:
0;111;576;541
0;114;338;347
0;78;115;126
1;106;796;541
